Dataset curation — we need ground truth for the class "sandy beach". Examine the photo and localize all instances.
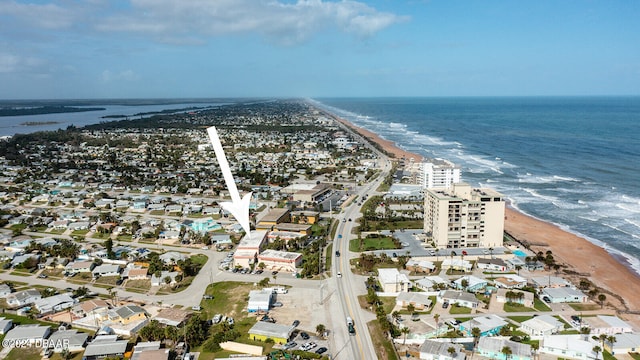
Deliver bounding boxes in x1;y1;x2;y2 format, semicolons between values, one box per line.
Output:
331;112;640;312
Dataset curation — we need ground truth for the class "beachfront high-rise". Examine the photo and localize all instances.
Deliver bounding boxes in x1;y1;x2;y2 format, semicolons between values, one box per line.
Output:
424;183;505;249
420;160;461;189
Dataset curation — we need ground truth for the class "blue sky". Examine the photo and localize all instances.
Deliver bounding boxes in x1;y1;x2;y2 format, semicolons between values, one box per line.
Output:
1;0;638;99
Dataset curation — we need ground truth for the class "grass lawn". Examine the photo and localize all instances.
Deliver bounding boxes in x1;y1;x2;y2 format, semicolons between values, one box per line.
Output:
125;279;151;293
379;296;397;314
603;351;616;360
42;268;65;278
202;282;256;320
10;270;34;277
534;298;552;311
503;303;536;312
5;347;41;360
629;353;640;360
325;243;332;271
449;305;472;315
507;316;534;323
116;234;133;242
48;228;66;235
367;320;399;360
94;275;119;286
71;229;89;236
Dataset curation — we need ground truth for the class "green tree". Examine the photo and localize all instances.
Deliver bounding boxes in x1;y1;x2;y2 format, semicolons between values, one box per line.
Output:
501;346;513;360
448;346;457;357
597;294;607;308
316;323;326;337
592;345;602;360
401;326;410;344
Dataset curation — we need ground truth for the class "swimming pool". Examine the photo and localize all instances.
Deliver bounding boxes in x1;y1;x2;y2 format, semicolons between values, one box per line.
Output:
513;250;527;257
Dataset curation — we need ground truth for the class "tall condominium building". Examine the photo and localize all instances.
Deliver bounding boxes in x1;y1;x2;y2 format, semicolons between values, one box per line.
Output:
424;183;505;249
420;160;461;189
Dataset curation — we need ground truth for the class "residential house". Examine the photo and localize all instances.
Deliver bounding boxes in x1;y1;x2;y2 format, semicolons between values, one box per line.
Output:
519;315;564;336
92;264;121;278
107;305;148;325
406;259;437;274
72;298;110;318
151;271;180;287
2;324;51;346
396;292;432;310
477;337;532;360
0;283;12;297
34;293;77;314
459;315;508;337
159;251;186;265
495;289;535;307
11;253;40;268
582;315;633;335
123;267;148;280
131;341;170;360
530;276;570;288
82;335;129;360
493;274;528;289
5;289;42;308
47;329;89;353
378;268;412;293
419;340;466;360
607;333;640;355
476;257;508;272
414;276;448;291
0;317;13;334
540;335;598;360
453;275;487;292
541;287;588;303
65;260;95;274
438;290;480;309
441;258;473;272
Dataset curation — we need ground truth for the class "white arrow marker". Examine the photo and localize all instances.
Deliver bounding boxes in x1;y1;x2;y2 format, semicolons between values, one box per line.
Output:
207;126;252;235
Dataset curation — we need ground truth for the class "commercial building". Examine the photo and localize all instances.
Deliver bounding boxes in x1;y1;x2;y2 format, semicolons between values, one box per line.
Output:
248;322;295;344
424;183;505;249
257;250;303;273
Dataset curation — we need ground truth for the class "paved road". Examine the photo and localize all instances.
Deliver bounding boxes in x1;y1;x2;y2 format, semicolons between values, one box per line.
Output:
329;157;392;360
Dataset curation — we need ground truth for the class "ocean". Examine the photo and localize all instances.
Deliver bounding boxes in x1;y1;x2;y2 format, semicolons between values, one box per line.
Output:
313;97;640;274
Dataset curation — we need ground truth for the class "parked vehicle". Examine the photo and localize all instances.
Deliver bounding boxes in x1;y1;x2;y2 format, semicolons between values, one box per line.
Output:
315;347;328;354
283;341;297;350
292;320;300;327
300;332;310;340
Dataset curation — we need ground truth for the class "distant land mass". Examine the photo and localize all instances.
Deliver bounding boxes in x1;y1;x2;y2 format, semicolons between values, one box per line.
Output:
0;106;105;117
20;121;61;126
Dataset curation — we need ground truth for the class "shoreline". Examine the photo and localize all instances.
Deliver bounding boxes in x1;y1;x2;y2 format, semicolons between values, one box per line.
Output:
324;107;640;312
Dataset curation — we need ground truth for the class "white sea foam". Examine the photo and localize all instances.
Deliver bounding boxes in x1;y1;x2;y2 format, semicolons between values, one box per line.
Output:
517;173;581;184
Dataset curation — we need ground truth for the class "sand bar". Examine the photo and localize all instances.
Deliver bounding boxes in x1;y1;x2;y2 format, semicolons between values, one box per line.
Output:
330;110;640;312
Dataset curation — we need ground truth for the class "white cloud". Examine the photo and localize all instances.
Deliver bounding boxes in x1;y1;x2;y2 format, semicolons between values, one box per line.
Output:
0;0;77;29
101;69;140;82
0;52;45;73
94;0;408;45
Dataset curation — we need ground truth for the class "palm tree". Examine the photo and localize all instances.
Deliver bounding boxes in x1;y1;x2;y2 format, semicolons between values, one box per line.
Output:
580;326;591;340
316;323;326;338
407;303;415;314
501;346;513;360
606;335;616;352
531;342;539;360
401;326;410;344
515;265;522;276
593;345;602;360
392;311;401;323
447;346;457;358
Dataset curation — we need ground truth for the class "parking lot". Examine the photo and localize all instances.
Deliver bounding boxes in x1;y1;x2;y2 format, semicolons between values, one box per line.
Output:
267;285;332;354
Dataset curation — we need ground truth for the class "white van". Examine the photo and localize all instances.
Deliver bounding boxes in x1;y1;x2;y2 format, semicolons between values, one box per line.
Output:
274;287;288;294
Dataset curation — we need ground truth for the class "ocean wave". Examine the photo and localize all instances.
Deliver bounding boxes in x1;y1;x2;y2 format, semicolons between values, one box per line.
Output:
517;173;581;184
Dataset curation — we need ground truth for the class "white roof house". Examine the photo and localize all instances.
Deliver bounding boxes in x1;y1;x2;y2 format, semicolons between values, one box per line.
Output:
377;268;411;293
83;335;129;359
414;276;448;291
459;315;508;337
396;292;432;310
582;315;634;335
34;293;77;314
540;335;598;360
419;339;466;360
441;258;473;272
47;329;89;353
3;324;51;345
530;276;570;288
453;275;487;292
159;251;186;265
248;289;272;313
608;333;640;355
477;337;532;360
519;314;564;336
438;290;480;309
5;289;41;308
92;264;121;277
0;317;13;334
541;287;588;303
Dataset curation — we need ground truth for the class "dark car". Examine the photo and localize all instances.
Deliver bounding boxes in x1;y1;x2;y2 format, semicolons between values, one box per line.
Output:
315;347;328;354
300;332;310;340
292;320;300;327
335;251;341;257
255;269;263;274
283;341;297;350
442;301;449;309
272;270;278;275
115;279;123;286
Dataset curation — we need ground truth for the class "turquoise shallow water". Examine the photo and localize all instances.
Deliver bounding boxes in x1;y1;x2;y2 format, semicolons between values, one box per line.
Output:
314;97;640;274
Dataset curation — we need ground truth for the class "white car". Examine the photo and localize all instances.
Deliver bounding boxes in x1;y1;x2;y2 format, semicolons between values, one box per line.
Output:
337;272;342;278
